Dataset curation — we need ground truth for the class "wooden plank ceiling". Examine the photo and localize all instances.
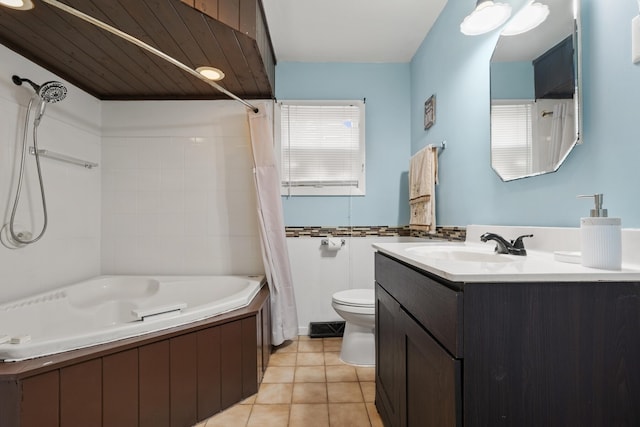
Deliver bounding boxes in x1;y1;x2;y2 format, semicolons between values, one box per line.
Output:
0;0;275;100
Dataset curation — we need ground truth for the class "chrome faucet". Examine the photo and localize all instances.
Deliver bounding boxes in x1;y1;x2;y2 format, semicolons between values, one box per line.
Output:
480;232;533;256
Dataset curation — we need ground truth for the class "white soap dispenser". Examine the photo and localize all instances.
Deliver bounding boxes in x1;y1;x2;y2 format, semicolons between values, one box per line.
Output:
577;194;622;270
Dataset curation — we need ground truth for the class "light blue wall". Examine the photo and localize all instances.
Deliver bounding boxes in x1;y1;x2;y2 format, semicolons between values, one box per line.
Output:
276;0;640;229
411;0;640;227
490;61;534;99
276;62;411;226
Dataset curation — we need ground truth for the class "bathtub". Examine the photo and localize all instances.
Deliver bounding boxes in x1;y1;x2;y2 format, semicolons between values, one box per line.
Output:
0;275;264;362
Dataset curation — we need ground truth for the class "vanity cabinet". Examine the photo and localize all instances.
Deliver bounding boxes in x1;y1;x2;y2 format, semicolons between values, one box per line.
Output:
375;253;463;427
375;283;403;426
375;252;640;427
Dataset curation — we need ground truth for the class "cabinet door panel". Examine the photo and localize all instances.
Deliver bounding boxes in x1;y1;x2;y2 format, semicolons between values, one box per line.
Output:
464;282;640;427
402;309;461;427
376;252;463;357
375;283;403;427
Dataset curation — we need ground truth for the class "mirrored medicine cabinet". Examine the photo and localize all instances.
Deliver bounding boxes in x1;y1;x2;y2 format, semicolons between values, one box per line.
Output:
490;0;581;181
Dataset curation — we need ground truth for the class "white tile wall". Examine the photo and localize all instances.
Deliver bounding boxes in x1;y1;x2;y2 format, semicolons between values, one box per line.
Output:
0;45;101;303
288;236;423;335
101;101;263;276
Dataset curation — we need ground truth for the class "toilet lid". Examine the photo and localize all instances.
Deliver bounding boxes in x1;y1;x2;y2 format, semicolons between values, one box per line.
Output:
332;289;375;307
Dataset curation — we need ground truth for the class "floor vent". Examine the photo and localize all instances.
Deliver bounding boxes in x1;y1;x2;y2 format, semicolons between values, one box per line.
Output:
308;321;345;338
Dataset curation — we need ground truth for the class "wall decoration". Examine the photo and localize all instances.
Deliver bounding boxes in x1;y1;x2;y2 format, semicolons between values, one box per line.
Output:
424;95;436;130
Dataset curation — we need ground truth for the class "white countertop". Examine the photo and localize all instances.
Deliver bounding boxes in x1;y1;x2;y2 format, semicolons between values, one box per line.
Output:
373;241;640;283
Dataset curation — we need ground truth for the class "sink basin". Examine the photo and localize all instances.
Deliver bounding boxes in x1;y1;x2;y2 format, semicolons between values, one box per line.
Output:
404;245;517;263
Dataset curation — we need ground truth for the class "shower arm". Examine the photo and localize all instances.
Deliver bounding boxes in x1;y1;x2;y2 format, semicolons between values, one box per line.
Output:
40;0;260;113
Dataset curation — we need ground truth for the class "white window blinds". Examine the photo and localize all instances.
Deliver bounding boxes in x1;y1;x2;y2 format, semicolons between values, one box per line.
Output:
279;101;365;196
491;102;533;180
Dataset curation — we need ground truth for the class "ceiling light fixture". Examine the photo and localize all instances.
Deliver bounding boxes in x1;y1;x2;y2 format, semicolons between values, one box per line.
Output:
0;0;34;10
502;2;550;36
460;0;512;36
196;66;225;81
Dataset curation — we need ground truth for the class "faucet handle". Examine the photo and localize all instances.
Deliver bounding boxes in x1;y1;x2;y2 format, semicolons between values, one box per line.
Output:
511;234;533;250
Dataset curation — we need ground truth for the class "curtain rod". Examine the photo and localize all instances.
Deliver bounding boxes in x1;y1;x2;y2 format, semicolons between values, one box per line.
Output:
40;0;260;113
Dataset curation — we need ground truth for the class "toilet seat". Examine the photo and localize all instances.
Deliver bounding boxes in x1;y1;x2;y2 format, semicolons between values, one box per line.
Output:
332;289;374;308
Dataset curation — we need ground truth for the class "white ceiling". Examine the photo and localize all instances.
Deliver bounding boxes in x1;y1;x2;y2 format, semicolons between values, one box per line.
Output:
261;0;449;63
491;0;574;62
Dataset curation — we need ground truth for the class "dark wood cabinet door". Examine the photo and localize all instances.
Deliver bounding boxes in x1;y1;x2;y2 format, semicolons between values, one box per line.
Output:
375;283;403;427
464;282;640;427
401;309;462;427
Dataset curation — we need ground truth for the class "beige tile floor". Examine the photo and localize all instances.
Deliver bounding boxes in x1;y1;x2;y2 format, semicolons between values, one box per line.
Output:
195;336;383;427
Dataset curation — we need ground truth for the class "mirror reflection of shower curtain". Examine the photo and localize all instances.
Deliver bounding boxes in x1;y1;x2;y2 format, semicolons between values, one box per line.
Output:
548;101;575;171
248;101;299;346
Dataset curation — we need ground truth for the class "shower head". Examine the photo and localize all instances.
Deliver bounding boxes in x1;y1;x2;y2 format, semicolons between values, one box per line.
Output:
38;81;67;103
12;75;67;103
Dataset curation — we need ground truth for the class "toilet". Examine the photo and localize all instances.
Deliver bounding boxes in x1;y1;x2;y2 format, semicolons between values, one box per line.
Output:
331;288;375;366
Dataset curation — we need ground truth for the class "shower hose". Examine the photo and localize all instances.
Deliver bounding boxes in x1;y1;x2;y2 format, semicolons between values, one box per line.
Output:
8;94;49;245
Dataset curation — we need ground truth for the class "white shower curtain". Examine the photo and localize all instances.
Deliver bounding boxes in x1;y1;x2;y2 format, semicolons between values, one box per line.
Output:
248;101;298;346
549;102;574;170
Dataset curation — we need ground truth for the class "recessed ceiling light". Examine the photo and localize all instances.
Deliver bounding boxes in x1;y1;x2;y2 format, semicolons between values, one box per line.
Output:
0;0;34;10
460;0;512;36
196;66;225;81
502;2;550;36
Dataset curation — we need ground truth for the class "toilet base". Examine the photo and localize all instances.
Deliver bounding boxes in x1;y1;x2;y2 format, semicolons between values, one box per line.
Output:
340;322;375;366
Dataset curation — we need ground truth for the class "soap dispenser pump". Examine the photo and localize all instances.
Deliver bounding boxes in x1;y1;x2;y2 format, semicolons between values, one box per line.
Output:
577;194;621;270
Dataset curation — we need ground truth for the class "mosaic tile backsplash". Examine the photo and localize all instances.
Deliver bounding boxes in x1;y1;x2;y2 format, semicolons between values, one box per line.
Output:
285;226;466;241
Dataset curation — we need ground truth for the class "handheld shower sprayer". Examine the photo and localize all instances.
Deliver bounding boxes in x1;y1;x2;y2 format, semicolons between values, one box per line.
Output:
38;80;68;103
1;75;68;248
12;75;67;125
12;75;67;103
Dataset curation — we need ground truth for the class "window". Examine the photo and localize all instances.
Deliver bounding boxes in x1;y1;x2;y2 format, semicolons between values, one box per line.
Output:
277;100;365;196
491;101;533;180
